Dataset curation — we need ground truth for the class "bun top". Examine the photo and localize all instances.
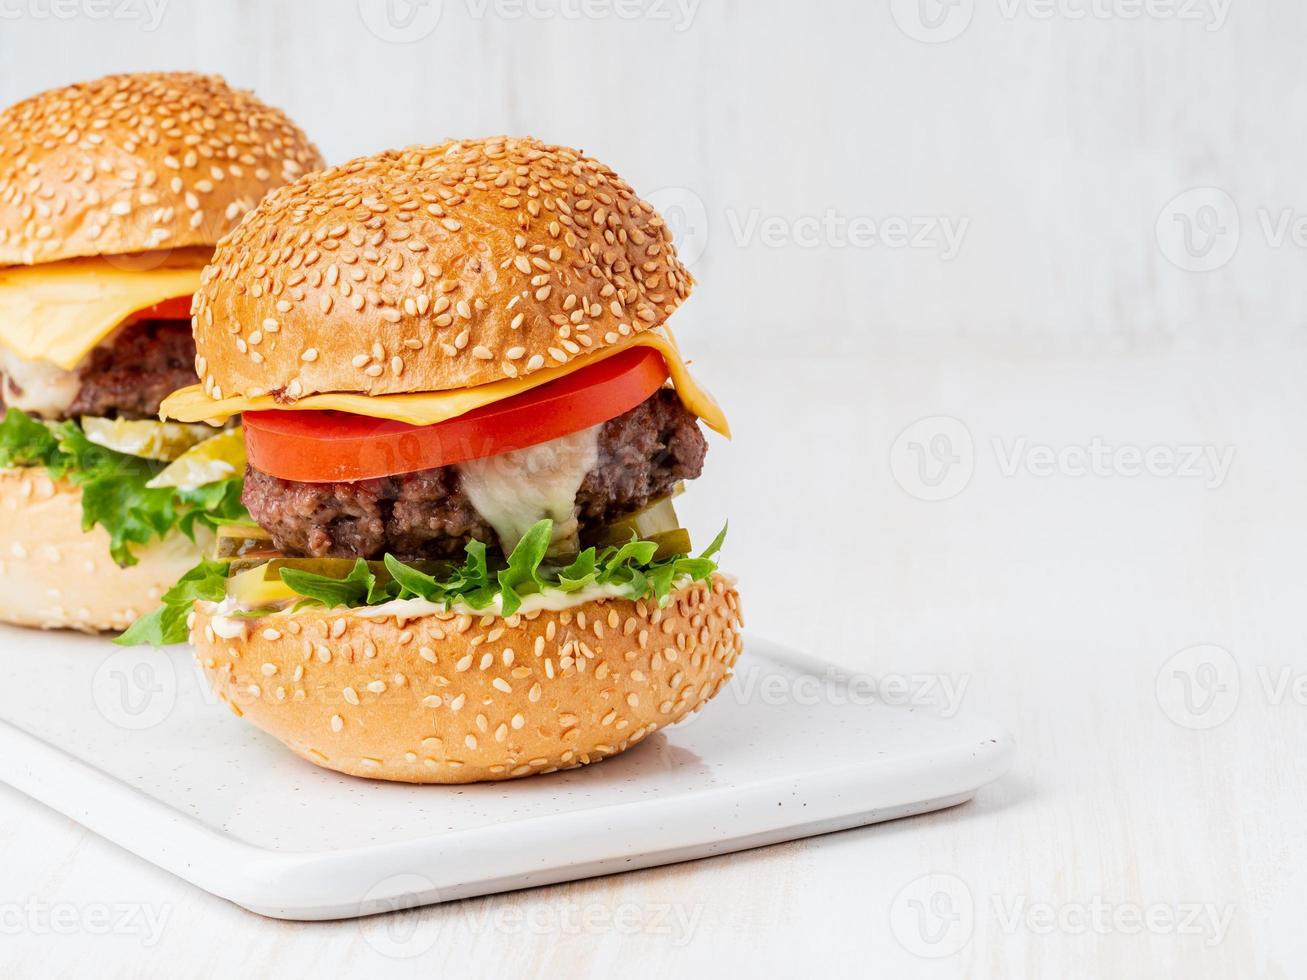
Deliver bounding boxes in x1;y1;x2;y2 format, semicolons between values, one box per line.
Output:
0;72;324;266
190;137;693;402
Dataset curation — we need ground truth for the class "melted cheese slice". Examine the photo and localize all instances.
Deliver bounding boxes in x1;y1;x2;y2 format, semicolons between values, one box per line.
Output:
0;249;208;370
160;328;731;437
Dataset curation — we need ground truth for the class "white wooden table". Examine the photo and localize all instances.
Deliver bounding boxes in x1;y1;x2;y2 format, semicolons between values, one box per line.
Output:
0;346;1300;978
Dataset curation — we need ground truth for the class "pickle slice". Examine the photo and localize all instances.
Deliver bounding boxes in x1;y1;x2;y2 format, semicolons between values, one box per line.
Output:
218;522;271;541
226;563;299;608
589;496;681;549
81;416;215;461
646;527;693;561
211;523;275;561
225;555;459;604
227;558;366;606
146;428;245;491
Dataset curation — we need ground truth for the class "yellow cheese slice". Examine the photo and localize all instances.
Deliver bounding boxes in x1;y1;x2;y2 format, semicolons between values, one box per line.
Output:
0;249;208;370
160;328;731;437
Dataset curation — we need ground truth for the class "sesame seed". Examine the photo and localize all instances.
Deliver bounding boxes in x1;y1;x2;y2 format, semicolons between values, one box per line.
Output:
176;135;688;399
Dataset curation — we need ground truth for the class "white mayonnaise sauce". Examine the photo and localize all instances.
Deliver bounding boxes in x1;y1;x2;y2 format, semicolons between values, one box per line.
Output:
456;423;601;554
210;611;250;640
205;577;694;637
0;347;83;418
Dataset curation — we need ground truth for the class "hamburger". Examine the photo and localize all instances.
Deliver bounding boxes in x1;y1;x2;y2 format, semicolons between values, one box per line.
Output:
0;72;323;631
124;137;743;783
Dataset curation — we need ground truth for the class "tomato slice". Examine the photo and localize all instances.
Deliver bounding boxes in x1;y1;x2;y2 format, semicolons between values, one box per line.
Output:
127;296;194;322
243;346;671;483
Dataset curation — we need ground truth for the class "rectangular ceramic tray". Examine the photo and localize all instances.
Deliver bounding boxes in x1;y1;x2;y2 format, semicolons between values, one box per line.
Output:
0;627;1012;920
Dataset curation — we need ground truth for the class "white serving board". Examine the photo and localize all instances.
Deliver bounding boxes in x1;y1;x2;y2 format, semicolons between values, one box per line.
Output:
0;626;1012;921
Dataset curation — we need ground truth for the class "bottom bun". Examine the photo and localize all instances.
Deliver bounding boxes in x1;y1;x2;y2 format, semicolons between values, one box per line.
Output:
192;575;744;783
0;468;205;632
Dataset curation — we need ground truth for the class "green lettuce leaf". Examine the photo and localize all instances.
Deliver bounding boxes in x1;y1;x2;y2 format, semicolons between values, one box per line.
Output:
496;520;553;616
0;408;66;471
280;559;376;608
383;553;445;602
114;558;231;647
282;519;728;613
0;408;248;566
117;519;729;646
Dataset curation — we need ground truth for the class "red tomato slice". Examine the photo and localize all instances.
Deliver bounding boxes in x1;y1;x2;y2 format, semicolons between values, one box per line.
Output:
243;346;671;483
127;296;194;322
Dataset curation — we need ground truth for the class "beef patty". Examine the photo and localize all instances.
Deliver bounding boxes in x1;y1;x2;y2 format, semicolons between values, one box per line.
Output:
242;389;708;560
0;319;197;421
68;320;198;419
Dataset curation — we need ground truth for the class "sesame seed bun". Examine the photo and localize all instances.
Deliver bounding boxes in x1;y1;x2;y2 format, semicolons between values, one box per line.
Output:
191;576;743;783
190;136;693;403
0;72;324;267
0;468;206;632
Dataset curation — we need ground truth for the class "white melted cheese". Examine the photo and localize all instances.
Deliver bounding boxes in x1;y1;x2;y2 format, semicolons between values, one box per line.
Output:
456;423;601;554
0;347;83;418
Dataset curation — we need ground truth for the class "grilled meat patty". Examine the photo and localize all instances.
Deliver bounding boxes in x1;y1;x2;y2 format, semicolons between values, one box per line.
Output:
242;389;708;560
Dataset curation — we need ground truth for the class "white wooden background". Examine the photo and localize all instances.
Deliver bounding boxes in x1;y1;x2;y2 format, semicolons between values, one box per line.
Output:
1;2;1305;978
3;0;1305;353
